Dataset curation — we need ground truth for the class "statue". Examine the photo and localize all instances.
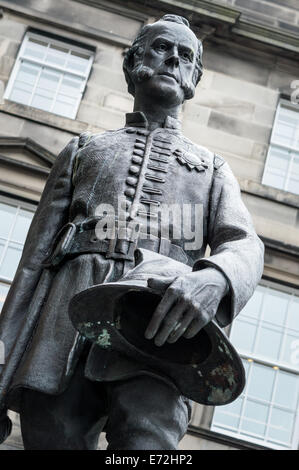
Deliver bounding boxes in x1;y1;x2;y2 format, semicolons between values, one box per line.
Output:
0;15;264;450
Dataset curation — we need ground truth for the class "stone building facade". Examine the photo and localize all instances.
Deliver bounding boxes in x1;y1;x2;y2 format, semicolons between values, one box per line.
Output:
0;0;298;450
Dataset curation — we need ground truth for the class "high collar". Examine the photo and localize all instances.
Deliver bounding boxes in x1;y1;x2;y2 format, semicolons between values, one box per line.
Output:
125;111;181;130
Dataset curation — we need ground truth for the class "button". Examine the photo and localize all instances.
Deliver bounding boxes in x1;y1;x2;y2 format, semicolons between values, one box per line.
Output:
133;149;144;156
125;188;135;197
129;165;140;175
126;176;138;186
134;143;145;149
125;200;132;209
137;130;150;136
126;128;136;134
132;155;143;164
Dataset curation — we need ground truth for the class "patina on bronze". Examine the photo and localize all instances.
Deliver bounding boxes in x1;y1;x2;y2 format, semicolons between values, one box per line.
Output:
69;248;246;406
0;14;264;450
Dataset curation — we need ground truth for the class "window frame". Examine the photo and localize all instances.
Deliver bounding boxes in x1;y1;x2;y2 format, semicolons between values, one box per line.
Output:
262;99;299;195
211;278;299;450
0;194;36;289
4;31;94;120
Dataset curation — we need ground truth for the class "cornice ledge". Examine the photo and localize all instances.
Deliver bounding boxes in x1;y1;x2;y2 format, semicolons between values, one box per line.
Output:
150;0;241;24
233;14;299;53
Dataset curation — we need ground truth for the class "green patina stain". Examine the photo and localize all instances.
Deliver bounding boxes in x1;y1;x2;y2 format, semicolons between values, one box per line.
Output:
96;329;111;349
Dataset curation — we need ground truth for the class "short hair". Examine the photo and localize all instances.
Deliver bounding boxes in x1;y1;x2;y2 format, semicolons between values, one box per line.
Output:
123;14;203;97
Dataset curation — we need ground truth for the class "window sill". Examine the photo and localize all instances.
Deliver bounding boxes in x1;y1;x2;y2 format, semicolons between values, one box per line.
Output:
239;178;299;209
0;100;104;136
187;425;275;451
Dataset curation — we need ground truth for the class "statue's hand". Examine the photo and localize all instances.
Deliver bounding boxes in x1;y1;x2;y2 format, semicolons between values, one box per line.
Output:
145;268;229;346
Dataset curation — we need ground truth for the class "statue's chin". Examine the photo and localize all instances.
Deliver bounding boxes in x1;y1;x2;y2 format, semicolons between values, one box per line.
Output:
139;78;185;106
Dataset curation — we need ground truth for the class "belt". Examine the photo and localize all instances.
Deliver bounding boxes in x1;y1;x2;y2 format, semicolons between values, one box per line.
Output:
44;219;190;267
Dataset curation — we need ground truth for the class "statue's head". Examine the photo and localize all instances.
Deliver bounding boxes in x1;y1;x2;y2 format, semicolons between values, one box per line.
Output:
123;14;203;106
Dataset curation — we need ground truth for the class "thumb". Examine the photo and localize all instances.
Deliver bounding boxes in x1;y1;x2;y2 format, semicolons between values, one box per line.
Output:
147;276;174;294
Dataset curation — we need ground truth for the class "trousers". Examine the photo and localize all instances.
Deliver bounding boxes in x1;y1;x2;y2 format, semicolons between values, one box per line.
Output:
19;351;191;450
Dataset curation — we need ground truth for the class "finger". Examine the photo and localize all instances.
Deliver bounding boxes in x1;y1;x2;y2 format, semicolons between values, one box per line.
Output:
183;317;206;339
153;301;186;346
167;311;194;343
144;288;177;340
147;277;174;294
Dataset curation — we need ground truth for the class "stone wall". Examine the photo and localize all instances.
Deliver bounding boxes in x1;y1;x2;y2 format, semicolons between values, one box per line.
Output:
0;0;298;451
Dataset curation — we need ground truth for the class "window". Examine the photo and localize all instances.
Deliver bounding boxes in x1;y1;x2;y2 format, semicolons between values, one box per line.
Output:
262;101;299;195
4;31;94;119
211;282;299;450
0;197;35;312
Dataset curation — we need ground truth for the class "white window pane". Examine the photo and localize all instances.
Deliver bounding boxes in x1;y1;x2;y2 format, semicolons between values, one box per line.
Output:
0;240;4;263
0;203;16;239
10;88;32;105
275;107;299;150
12;81;34;94
31;92;53;112
268;408;294;445
11;209;34;244
262;288;289;327
281;333;299;369
37;68;61;92
52;98;76;118
255;327;282;361
0;242;23;280
287;297;299;332
45;44;69;67
0;282;10;313
230;319;257;353
239;286;264;319
213;397;243;430
66;51;90;74
274;370;298;409
23;38;48;60
60;75;84;96
242;400;269;437
16;62;39;85
247;363;275;402
263;147;290;190
287;155;299;195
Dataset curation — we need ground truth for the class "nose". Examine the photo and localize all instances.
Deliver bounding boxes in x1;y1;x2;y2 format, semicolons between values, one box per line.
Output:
164;48;179;67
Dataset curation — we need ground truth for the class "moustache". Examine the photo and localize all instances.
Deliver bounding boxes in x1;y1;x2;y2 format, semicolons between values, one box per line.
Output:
131;64;195;100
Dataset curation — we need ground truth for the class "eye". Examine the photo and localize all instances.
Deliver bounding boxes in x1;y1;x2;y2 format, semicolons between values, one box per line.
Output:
156;43;168;52
181;51;192;62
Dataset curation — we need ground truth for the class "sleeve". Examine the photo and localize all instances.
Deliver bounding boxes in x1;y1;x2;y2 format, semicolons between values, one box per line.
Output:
0;136;79;359
193;155;264;327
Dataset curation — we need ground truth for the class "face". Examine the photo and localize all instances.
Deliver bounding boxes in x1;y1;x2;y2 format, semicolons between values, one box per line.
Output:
134;21;198;106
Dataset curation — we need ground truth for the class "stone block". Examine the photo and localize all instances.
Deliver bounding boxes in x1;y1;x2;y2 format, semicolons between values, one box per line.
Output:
203;44;271;86
182;103;211;127
253;105;276;127
88;65;127;94
242;193;298;228
0;18;26;41
208;110;272;144
196;69;214;92
235;0;296;24
267;69;299;92
104;92;133;113
20;120;73;155
76;102;124;130
0;55;16;78
251;142;268;163
0;110;24;136
193;88;255;120
182;121;255;161
212;72;279;108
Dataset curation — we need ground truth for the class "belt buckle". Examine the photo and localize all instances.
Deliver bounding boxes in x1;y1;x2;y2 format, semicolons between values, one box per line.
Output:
105;223;140;261
49;222;77;266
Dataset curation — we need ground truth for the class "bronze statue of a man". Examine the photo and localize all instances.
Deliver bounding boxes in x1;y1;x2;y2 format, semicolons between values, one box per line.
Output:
0;15;264;450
